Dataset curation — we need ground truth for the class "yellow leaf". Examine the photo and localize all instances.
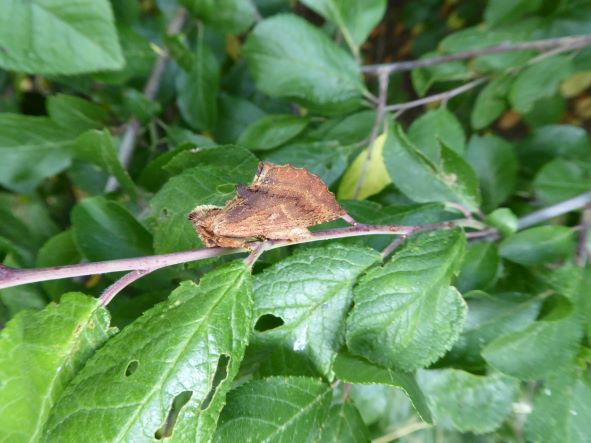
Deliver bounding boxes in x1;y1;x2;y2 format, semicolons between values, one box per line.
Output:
338;132;391;200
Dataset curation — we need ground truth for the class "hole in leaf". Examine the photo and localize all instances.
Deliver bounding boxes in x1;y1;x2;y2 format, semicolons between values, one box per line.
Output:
154;390;193;440
216;183;235;194
254;314;285;332
200;354;230;411
125;360;139;377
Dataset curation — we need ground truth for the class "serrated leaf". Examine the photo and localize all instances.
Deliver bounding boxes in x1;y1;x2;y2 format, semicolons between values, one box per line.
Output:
332;352;432;423
499;226;575;266
533;159;591;205
338;131;391;200
73;130;136;198
318;400;370;443
417;369;518;434
465;134;518;212
44;262;253;442
253;244;380;379
0;114;76;193
383;123;480;212
238;114;309;151
181;0;256;33
510;56;573;114
346;229;467;371
482;297;583;379
408;108;465;162
72;196;153;261
0;293;114;443
524;367;591;443
0;0;124;74
214;376;332;442
471;75;513;129
243;14;364;115
47;94;109;132
300;0;386;52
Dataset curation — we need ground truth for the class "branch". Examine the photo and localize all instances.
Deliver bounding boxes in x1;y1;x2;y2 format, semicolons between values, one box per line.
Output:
354;71;389;198
362;34;591;75
384;77;487;113
576;205;591;267
105;8;188;192
518;191;591;229
0;223;450;291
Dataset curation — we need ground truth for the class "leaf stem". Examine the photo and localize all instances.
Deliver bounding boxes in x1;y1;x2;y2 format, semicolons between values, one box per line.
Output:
362;34;591;75
105;8;188;192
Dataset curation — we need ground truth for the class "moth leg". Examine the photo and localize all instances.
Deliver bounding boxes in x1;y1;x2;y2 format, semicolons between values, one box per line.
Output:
341;213;363;226
266;227;312;242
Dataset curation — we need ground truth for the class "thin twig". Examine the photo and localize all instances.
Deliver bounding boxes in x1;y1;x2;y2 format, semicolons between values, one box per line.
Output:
518;191;591;229
384;77;487;112
381;236;406;259
99;269;155;306
576;205;591;266
362;34;591;75
105;8;188;192
353;70;390;199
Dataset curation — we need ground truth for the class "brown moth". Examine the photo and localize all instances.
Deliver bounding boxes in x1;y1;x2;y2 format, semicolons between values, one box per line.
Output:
188;162;346;248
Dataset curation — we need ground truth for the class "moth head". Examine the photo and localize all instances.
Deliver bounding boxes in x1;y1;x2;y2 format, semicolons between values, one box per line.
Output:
188;204;223;227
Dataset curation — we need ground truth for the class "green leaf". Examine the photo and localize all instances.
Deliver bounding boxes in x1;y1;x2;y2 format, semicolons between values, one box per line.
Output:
122;89;162;124
44;262;253;442
47;94;109;132
0;293;114;443
509;56;573;114
214;94;266;143
471;75;513;129
318;400;370;443
338;131;391;200
485;208;518;237
243;14;364;115
383;123;480;212
310;110;375;145
411;55;469;96
408;108;465;162
465;134;518;212
524;367;591;443
499;226;575;266
252;244;380;379
36;230;82;300
445;292;541;369
0;114;76;193
485;0;543;26
214;376;332;442
73;130;136;198
177;32;220;131
518;124;591;175
346;229;467;371
300;0;386;51
264;140;353;187
417;369;518;434
333;352;433;423
482;297;583;379
72;196;153;261
181;0;256;33
0;0;123;73
238;114;309;151
456;243;499;293
533;159;591;205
